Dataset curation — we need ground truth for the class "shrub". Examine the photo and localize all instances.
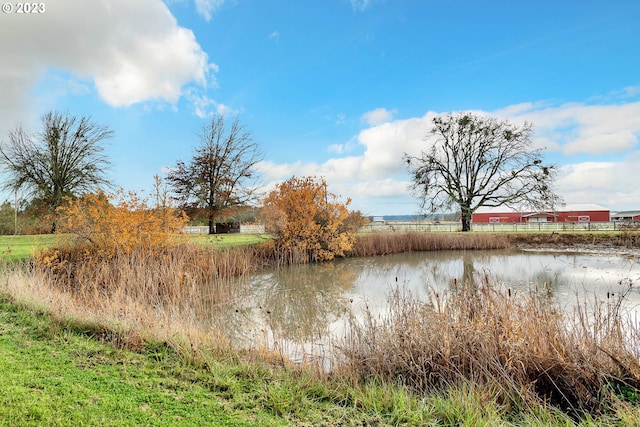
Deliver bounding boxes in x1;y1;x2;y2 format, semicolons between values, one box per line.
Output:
34;189;189;280
261;176;360;263
54;189;188;256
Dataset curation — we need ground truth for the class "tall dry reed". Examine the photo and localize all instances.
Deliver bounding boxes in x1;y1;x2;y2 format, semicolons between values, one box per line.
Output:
351;232;510;257
4;242;268;355
338;278;640;415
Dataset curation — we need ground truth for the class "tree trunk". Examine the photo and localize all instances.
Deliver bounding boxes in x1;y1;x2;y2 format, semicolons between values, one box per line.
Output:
208;211;215;234
460;204;472;232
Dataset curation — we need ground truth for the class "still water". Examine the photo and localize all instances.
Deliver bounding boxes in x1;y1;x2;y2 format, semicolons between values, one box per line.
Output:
206;249;640;363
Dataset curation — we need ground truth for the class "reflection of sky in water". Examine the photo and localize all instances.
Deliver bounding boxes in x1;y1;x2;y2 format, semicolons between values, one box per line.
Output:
347;251;640;309
215;250;640;364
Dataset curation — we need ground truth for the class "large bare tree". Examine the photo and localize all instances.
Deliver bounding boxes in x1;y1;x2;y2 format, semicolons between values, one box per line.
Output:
0;111;113;232
404;112;560;231
167;115;262;234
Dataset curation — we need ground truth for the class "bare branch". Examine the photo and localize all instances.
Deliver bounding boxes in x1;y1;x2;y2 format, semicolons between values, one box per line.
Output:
0;111;113;231
167;114;263;234
404;112;560;231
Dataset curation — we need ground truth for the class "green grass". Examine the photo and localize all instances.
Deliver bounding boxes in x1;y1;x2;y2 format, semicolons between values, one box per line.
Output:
187;232;272;248
7;294;624;426
0;297;378;426
0;235;60;261
0;233;272;261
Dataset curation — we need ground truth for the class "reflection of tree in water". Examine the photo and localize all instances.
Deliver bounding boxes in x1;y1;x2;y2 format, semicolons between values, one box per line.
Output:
254;262;357;342
355;250;512;292
187;250;633;353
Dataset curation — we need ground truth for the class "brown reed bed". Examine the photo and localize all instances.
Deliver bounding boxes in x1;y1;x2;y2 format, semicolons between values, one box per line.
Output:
337;277;640;416
351;232;510;257
3;242;274;355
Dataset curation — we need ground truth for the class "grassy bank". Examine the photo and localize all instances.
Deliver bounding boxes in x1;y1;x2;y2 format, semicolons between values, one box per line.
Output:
351;232;510;256
505;231;640;249
1;295;601;426
2;296;412;426
3;231;640;424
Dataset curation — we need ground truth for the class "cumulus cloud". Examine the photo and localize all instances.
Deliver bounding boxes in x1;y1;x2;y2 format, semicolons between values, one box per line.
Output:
255;112;439;215
361;107;396;126
497;101;640;156
556;154;640;209
0;0;216;132
263;99;640;214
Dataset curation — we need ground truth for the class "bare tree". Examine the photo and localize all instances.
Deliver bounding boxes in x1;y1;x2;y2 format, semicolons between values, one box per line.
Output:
0;111;113;232
167;115;262;234
404;112;560;231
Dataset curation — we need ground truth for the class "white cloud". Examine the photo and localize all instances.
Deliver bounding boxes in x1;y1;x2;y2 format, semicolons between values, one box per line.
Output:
358;112;436;177
255;112;439;215
185;88;237;118
268;31;280;42
350;0;373;12
328;136;357;154
0;0;216;132
262;98;640;214
556;154;640;210
361;107;396;126
563;131;637;155
497;101;640;156
194;0;226;21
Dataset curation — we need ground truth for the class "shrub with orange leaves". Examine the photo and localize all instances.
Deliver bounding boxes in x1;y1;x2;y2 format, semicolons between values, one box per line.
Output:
54;189;188;257
261;176;361;263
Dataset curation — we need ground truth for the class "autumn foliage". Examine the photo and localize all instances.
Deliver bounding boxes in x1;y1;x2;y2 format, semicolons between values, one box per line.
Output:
45;189;188;260
261;176;363;263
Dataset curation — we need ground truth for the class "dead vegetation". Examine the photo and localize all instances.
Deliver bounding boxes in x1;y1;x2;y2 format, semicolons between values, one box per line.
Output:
351;232;510;257
338;276;640;416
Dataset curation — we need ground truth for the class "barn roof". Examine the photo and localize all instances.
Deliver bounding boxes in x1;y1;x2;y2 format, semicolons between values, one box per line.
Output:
611;210;640;217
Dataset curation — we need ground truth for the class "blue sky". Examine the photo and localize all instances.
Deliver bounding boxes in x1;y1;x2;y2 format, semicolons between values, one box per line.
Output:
1;0;640;215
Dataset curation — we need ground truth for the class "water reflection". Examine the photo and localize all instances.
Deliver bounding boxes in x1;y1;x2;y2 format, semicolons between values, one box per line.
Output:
252;263;354;342
208;249;640;360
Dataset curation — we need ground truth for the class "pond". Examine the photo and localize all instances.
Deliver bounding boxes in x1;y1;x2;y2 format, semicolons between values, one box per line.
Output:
204;249;640;364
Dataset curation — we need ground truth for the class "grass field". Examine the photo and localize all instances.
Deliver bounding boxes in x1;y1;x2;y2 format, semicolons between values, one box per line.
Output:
0;235;61;261
187;232;271;248
0;298;334;426
0;233;273;261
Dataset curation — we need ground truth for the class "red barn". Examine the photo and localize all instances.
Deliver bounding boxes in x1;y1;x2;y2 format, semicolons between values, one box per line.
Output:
472;204;610;224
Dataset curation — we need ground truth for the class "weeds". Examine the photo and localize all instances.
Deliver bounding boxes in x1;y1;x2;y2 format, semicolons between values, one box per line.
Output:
4;228;640;421
339;277;640;417
351;231;510;257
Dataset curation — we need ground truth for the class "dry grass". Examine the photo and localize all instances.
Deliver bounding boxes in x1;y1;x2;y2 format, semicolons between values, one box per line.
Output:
5;230;640;418
2;242;271;357
505;231;640;248
338;277;640;415
351;232;510;257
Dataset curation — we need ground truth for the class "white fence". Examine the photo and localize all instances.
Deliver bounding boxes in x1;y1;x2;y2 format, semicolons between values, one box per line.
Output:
360;221;639;233
182;224;266;234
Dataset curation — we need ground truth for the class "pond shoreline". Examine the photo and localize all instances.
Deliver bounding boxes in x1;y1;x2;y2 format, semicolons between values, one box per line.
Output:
516;244;640;257
505;232;640;257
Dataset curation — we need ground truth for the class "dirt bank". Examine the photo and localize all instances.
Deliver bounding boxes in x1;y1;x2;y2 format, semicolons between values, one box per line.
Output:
505;232;640;257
